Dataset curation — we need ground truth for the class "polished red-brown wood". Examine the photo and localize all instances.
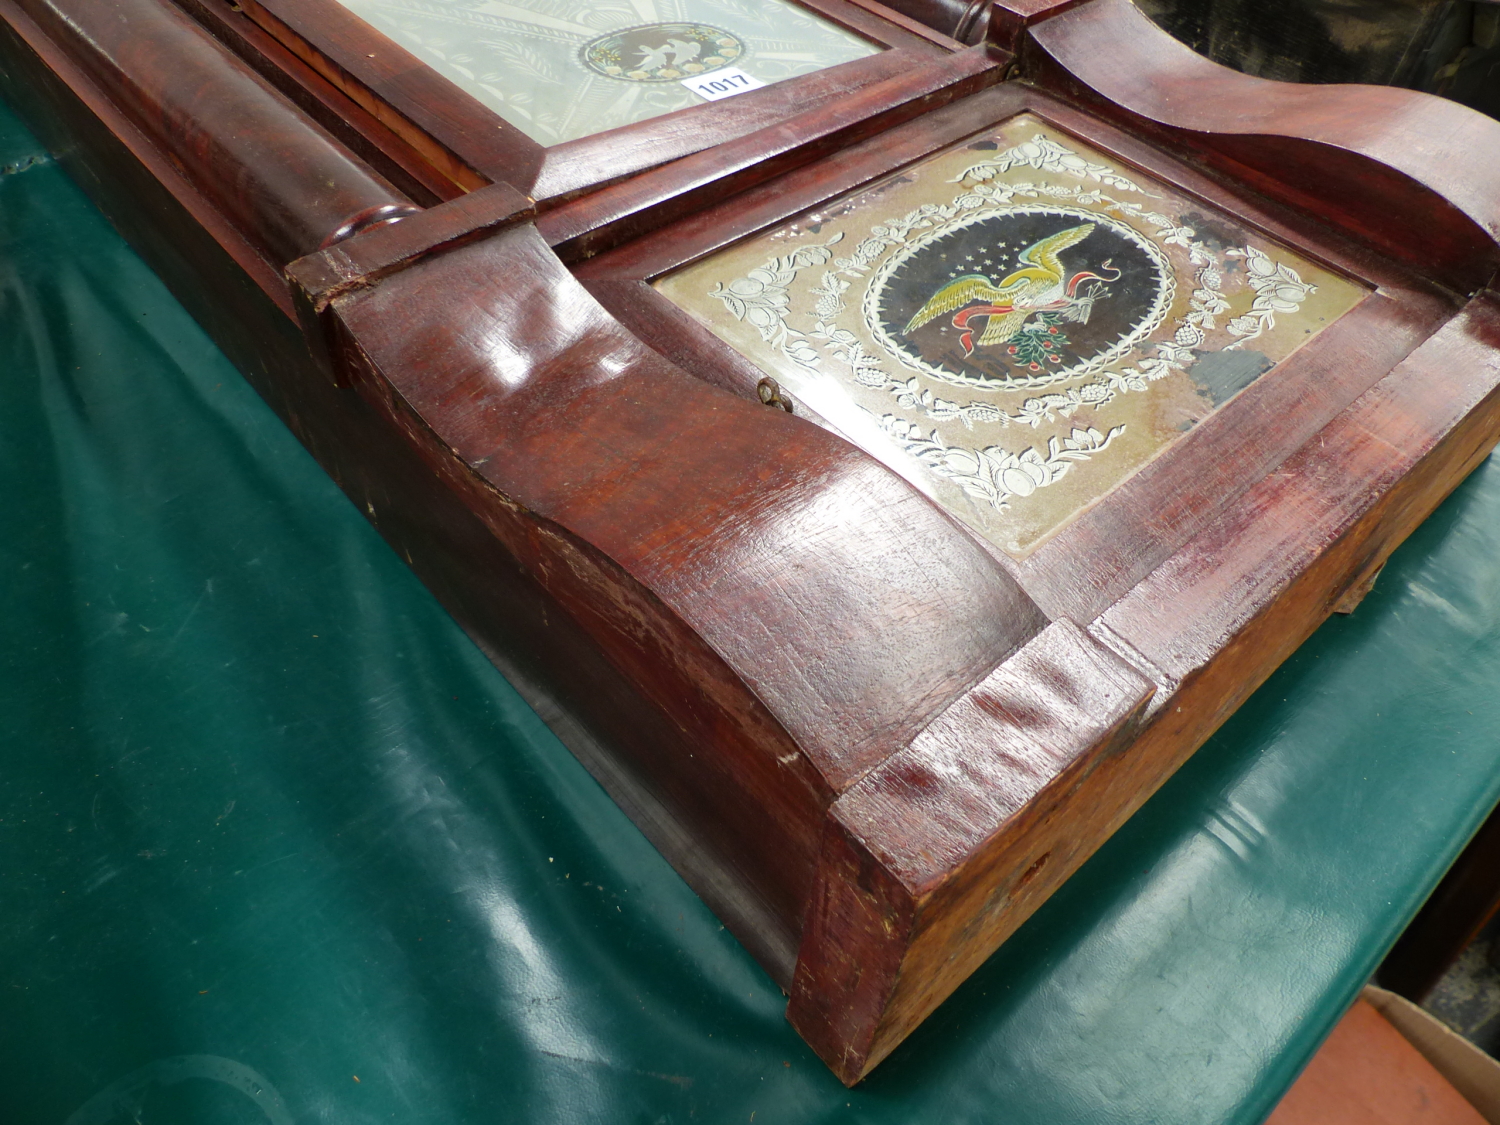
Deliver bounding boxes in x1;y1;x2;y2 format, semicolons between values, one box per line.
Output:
1023;0;1500;294
570;81;1456;617
565;0;1500;1080
7;0;1500;1090
540;44;1006;261
174;0;462;206
878;0;991;43
302;221;1049;976
6;0;419;265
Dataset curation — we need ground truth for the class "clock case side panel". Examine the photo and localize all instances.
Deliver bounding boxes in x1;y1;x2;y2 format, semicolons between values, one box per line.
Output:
817;9;1500;1071
282;1;1500;1088
290;214;1057;950
782;290;1500;1087
12;0;1500;1086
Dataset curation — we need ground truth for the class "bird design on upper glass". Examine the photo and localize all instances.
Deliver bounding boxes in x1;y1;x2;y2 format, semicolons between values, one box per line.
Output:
902;223;1121;356
636;38;701;70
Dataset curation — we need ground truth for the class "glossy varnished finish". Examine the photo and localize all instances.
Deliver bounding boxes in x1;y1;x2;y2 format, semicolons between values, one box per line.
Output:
573;81;1455;617
567;0;1500;1081
862;0;991;43
1023;0;1500;294
8;0;1500;1089
306;224;1046;976
174;0;464;206
288;180;535;382
541;45;1007;262
7;0;418;266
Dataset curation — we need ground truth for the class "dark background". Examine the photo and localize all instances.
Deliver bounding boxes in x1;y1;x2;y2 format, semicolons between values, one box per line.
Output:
1139;0;1500;120
880;209;1159;380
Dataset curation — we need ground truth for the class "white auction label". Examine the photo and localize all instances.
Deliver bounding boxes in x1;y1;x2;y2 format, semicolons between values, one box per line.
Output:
681;67;767;101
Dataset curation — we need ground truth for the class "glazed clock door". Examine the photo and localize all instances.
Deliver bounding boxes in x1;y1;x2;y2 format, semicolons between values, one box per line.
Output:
326;0;884;144
653;115;1366;558
230;0;964;199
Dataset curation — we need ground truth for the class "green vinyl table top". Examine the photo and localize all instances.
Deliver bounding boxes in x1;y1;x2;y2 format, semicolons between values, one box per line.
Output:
4;96;1500;1125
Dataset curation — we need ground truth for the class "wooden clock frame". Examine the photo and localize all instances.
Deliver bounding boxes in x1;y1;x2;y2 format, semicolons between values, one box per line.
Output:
2;0;1498;1086
879;0;993;43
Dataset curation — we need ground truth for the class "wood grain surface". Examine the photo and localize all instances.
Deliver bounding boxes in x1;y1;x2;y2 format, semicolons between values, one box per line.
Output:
1024;0;1500;293
540;45;1006;260
314;223;1047;979
175;0;463;206
8;0;1500;1087
877;0;991;44
7;0;419;265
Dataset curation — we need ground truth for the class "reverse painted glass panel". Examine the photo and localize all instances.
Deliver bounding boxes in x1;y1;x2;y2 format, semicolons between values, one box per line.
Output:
330;0;882;144
656;115;1369;558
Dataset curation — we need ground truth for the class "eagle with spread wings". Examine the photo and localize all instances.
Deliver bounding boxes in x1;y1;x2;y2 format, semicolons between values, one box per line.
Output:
902;223;1113;357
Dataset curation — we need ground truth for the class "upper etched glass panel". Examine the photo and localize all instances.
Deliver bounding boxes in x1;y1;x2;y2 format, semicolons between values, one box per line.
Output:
656;115;1369;558
329;0;882;144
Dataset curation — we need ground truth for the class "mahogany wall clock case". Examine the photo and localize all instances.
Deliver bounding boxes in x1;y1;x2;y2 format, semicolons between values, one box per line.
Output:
2;0;1498;1084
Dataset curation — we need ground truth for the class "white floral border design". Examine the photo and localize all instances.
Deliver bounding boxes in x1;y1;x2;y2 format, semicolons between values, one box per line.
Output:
874;417;1126;511
1225;246;1314;348
951;134;1153;196
703;132;1317;514
706;233;845;368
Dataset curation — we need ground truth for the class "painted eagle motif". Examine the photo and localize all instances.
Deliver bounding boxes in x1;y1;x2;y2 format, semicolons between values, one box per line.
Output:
903;223;1101;352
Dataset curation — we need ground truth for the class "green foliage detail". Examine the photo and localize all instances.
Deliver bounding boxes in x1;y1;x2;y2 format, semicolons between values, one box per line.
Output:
1005;312;1069;371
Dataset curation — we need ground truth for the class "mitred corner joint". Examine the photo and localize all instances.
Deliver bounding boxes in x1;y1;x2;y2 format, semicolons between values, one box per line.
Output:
985;0;1094;55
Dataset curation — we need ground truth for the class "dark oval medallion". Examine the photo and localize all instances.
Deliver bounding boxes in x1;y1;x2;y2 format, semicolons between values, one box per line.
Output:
864;206;1173;389
581;23;744;82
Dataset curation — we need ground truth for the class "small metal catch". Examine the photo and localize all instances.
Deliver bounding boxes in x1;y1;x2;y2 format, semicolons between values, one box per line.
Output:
757;377;794;414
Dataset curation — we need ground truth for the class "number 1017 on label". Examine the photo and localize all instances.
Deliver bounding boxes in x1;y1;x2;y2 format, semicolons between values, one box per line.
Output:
681;67;768;101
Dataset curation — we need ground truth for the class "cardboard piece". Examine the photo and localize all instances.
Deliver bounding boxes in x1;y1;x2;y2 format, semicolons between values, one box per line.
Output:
1364;985;1500;1125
